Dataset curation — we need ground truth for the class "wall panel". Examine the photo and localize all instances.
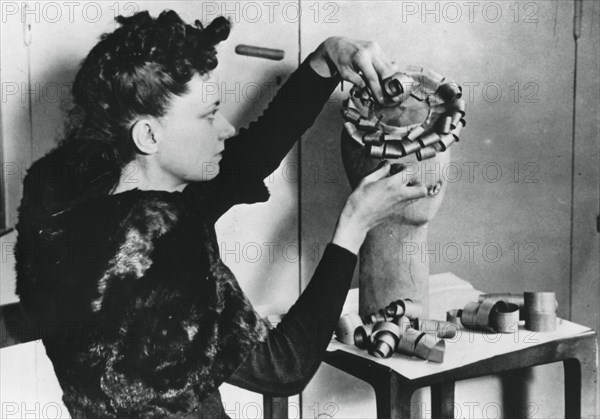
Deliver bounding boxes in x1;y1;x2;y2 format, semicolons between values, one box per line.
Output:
299;1;586;418
2;1;301;414
571;0;600;410
1;8;33;228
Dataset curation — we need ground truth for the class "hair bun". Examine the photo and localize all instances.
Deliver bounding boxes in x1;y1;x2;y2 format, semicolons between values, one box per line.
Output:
202;16;231;44
115;10;152;28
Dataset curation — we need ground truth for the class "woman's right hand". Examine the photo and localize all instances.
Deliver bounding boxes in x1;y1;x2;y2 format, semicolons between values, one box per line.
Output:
331;161;428;254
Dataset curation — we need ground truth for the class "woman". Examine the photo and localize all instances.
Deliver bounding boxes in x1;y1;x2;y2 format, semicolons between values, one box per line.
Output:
15;10;428;418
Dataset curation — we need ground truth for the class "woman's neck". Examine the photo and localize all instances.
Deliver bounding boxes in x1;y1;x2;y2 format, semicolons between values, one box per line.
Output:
110;159;187;194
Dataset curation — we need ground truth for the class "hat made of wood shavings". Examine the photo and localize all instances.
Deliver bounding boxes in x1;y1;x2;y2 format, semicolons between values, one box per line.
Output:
343;65;463;151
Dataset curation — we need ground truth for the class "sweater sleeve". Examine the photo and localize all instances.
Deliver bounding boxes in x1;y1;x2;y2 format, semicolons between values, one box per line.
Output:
226;243;357;396
185;53;340;220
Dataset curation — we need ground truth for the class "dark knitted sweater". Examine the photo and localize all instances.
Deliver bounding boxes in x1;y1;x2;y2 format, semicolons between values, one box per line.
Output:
15;55;357;418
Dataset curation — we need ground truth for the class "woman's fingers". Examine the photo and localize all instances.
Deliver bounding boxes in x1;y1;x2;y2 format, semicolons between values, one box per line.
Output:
385;171;429;200
362;160;390;184
349;163;429;230
339;68;365;89
372;55;396;82
402;183;429;200
353;42;396;103
321;38;396;102
354;51;384;102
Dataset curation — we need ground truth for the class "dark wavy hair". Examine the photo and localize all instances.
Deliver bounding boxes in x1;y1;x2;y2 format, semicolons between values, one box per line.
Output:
59;10;231;193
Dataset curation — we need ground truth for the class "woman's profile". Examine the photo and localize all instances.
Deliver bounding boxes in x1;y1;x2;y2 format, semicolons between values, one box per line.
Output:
15;10;428;418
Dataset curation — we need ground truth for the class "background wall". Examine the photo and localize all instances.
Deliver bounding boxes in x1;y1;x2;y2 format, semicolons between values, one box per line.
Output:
299;1;599;417
1;1;598;418
1;1;303;416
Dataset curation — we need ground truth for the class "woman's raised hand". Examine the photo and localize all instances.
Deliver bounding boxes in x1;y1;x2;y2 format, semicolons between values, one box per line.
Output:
331;162;428;254
309;37;427;253
309;36;399;104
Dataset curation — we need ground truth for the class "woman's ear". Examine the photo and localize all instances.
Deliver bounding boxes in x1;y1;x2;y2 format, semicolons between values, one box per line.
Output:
130;119;159;155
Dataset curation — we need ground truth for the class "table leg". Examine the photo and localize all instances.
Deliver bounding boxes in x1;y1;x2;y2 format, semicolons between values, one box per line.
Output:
263;395;288;419
564;358;582;419
501;368;534;419
431;381;455;419
564;334;598;419
372;378;415;419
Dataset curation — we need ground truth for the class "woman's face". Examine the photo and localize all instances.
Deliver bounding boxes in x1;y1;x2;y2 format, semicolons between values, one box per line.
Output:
153;72;235;186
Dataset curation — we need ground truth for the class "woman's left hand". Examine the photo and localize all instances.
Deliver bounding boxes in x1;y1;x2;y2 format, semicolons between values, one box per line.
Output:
309;36;398;104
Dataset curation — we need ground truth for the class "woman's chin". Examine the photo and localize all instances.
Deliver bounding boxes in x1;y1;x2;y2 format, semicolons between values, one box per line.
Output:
203;170;220;182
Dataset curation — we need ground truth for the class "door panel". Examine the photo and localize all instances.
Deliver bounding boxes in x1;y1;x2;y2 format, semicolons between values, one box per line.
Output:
6;1;301;412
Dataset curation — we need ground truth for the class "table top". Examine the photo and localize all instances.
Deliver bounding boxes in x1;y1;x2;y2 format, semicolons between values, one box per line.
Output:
327;319;592;380
327;273;594;380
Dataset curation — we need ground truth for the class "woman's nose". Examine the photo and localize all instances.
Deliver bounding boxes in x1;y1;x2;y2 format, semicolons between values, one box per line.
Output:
216;113;236;141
